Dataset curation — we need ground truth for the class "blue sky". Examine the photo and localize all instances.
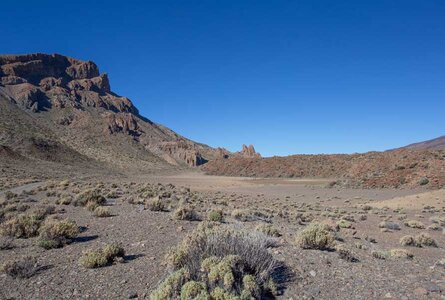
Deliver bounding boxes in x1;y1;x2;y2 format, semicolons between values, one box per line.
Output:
1;0;444;156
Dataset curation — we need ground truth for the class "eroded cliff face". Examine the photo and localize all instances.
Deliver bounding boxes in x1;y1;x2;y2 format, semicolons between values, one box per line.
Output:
0;53;225;167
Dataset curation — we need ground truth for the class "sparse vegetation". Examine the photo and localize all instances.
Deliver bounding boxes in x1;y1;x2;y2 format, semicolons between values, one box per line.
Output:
404;220;425;229
173;205;199;221
37;218;79;249
256;223;281;237
146;197;166;212
93;206;111;217
400;233;437;247
154;224;281;299
74;189;106;207
1;256;39;278
207;209;224;222
295;223;335;250
80;242;125;268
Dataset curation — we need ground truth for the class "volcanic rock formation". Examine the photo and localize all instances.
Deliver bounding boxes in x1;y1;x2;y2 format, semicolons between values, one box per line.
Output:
0;53;225;169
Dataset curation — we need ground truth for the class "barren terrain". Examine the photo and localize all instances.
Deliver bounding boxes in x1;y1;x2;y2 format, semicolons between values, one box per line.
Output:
1;172;444;299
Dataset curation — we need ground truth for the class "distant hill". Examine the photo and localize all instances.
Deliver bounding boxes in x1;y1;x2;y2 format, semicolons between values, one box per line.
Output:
396;136;445;150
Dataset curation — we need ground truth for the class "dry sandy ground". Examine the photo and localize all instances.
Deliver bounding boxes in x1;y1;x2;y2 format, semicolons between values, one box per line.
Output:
1;172;444;299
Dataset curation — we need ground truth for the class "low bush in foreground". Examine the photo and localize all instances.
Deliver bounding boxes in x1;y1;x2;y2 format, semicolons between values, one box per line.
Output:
80;242;125;268
256;223;281;237
295;223;335;250
1;256;39;278
207;209;224;222
151;223;283;299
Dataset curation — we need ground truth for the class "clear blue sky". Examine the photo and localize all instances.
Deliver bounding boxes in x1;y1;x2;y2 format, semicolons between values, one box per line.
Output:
1;1;444;156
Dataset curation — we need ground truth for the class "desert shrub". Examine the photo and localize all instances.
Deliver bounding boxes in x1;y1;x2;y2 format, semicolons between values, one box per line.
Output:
335;245;357;262
56;196;72;205
337;219;352;229
37;218;79;249
389;249;413;259
154;224;281;299
379;221;401;231
428;223;441;231
173;206;199;221
1;256;38;278
404;220;425;229
372;250;389;260
106;191;119;199
437;258;445;268
93;206;111;218
0;213;42;238
4;191;17;200
256;224;281;237
231;209;252;222
430;215;445;226
400;235;417;247
74;189;106;207
207;209;224;222
415;233;437;247
0;236;13;250
146;197;166;212
400;233;437;247
372;249;413;260
295;223;335;250
80;242;125;268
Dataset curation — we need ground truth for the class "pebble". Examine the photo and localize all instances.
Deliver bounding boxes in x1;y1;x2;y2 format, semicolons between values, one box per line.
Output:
309;270;316;277
413;287;428;296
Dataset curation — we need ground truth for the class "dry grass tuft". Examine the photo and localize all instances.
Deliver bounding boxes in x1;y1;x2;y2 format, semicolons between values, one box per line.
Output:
1;256;39;278
80;242;125;268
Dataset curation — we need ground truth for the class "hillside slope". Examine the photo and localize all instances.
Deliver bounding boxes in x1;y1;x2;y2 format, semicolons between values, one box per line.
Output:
203;150;445;188
0;53;227;174
397;136;445;150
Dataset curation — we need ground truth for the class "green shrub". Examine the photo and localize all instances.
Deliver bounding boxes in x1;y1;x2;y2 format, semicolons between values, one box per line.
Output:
256;224;281;237
146;197;165;212
37;218;79;249
74;189;106;207
0;213;42;238
80;242;125;268
295;223;335;250
1;256;38;278
152;224;281;299
207;210;224;222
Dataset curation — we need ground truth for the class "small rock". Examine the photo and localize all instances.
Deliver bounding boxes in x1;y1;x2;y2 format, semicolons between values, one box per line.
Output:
127;292;138;299
413;287;428;296
309;270;316;277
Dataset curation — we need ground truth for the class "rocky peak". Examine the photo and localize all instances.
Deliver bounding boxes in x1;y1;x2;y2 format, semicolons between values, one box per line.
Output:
239;144;261;158
0;53;137;114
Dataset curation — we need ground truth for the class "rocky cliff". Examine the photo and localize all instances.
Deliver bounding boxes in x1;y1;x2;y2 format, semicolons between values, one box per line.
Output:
0;53;226;169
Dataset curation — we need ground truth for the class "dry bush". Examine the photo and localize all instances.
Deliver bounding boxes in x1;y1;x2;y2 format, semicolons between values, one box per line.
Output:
231;209;252;222
389;249;413;259
372;250;389;260
37;218;79;249
400;233;437;247
1;256;38;278
295;223;335;250
80;242;125;268
93;206;111;218
152;223;283;299
74;189;106;207
146;197;166;212
55;196;72;205
207;209;224;222
0;236;13;250
0;213;42;238
172;205;199;221
404;220;425;229
256;223;281;237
